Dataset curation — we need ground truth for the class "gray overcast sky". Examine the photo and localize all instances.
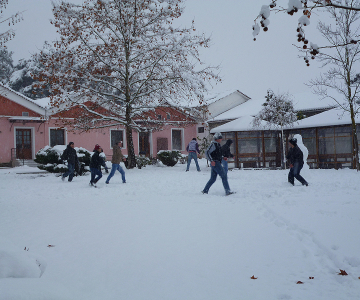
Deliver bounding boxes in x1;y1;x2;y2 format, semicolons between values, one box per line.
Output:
4;0;326;101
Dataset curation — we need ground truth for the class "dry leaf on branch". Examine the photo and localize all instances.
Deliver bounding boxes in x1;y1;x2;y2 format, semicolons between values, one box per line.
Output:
250;275;258;279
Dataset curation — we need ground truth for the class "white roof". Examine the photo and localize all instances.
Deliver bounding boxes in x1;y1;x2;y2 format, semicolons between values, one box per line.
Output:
212;107;360;133
29;97;51;109
210;115;268;133
211;92;337;122
288;107;360;129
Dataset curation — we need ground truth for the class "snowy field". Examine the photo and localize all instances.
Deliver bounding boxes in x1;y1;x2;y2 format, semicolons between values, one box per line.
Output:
1;159;360;300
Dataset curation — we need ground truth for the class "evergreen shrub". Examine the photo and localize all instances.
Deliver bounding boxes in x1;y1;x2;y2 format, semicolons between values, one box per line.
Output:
157;150;181;166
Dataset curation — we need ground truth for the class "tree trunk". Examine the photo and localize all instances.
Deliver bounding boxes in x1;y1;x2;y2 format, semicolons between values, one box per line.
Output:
349;103;360;171
125;105;137;169
281;127;286;169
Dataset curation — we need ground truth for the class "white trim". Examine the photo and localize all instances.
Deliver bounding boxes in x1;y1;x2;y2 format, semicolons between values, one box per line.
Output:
171;128;184;151
110;129;126;149
137;131;153;157
14;126;36;159
48;127;67;146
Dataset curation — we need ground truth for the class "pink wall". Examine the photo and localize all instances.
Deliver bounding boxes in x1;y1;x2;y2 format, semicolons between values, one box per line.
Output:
0;116;198;163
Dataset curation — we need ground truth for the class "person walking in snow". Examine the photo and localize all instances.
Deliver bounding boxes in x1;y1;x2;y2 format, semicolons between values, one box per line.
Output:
202;132;234;196
186;138;201;172
221;139;234;174
286;137;308;186
105;141;126;184
89;144;109;187
61;141;79;182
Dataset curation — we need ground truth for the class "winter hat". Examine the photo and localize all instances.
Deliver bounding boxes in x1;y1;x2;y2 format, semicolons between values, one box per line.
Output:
289;138;297;146
213;132;223;140
68;141;74;146
94;144;101;151
226;139;233;145
192;138;197;141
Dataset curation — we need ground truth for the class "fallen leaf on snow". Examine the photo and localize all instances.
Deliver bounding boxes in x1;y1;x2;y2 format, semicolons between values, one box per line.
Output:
338;269;348;276
250;275;258;279
296;281;304;284
47;245;55;248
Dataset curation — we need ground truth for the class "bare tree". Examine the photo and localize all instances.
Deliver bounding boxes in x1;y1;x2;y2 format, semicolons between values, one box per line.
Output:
253;89;298;169
308;1;360;170
0;0;23;48
38;0;219;169
253;1;360;65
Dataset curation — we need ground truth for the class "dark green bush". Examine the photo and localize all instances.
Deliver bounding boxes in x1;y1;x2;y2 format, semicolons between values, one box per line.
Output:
35;146;90;175
157;150;181;167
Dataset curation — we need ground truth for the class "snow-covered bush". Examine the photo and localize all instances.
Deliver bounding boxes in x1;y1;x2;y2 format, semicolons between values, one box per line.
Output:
157;150;181;167
35;145;91;175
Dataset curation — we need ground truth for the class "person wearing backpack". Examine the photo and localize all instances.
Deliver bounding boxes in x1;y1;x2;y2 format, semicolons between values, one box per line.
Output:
186;138;201;172
221;139;234;174
61;141;79;182
89;144;109;187
286;137;308;186
202;132;234;196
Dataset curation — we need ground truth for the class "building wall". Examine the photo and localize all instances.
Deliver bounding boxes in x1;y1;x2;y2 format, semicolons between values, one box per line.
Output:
0;115;198;164
0;96;43;117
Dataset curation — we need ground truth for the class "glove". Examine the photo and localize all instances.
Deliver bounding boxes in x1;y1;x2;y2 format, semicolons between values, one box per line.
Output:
105;168;109;174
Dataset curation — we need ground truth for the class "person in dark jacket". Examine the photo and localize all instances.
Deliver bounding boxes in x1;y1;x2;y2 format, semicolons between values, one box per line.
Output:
286;137;308;186
89;144;108;187
221;139;234;174
61;142;79;182
202;132;234;196
186;138;201;172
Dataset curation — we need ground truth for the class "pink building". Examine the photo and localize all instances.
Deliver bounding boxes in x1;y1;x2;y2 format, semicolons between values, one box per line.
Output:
0;84;198;166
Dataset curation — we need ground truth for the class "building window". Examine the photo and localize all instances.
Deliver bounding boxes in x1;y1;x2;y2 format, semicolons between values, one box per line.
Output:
22;112;29;117
172;129;183;150
50;129;65;147
166;113;171;120
111;130;124;148
198;127;204;133
157;114;162;120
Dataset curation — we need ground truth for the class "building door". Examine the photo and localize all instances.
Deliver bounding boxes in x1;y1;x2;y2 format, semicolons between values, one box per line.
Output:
16;129;32;159
139;132;150;157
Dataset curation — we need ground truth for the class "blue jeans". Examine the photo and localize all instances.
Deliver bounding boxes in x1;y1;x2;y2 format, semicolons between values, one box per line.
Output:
186;152;200;171
90;167;102;183
62;163;75;182
106;164;126;183
222;159;228;174
203;161;230;194
288;162;307;185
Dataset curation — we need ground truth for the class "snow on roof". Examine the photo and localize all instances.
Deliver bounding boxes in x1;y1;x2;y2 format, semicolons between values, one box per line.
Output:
210;115;268;133
0;83;49;110
211;91;337;122
288;107;360;129
204;89;251;105
212;107;360;133
29;97;51;109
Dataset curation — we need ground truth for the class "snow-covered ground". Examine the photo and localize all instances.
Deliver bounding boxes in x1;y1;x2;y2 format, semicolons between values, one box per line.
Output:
1;160;359;300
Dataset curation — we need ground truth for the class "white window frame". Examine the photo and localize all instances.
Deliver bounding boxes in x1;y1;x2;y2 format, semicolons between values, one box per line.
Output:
171;128;184;151
48;127;67;146
110;129;126;149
